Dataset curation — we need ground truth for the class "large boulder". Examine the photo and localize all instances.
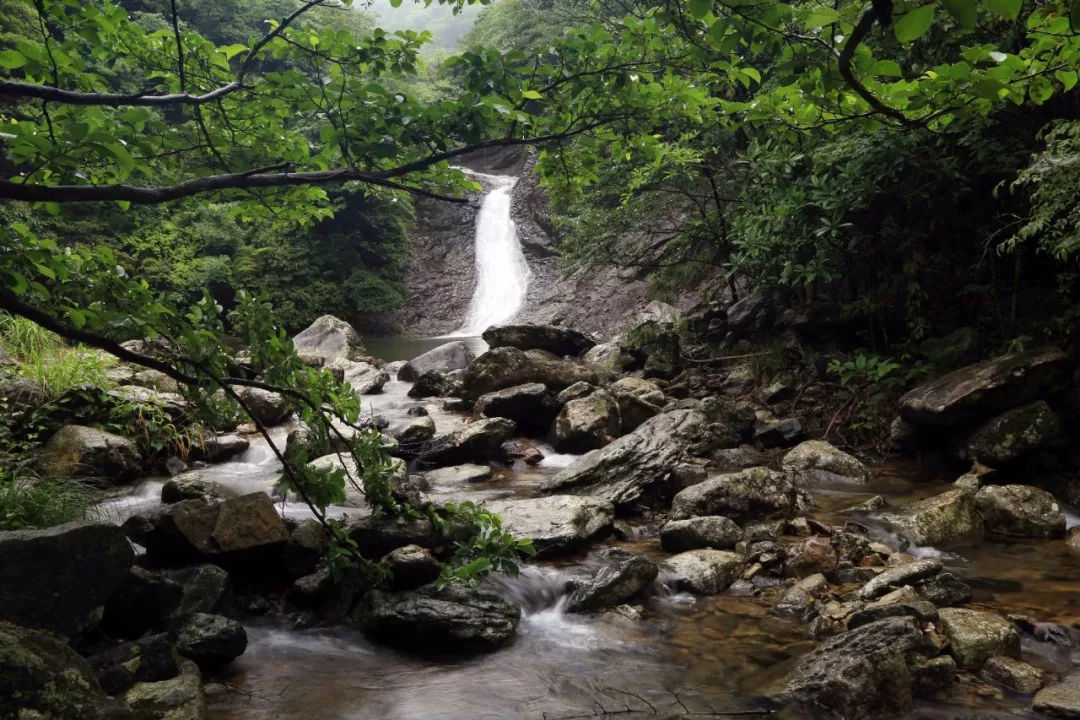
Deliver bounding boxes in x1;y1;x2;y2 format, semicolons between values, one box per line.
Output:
359;584;520;652
397;341;475;382
551;390;621;453
0;621;126;720
938;608;1019;669
173;612;247;668
37;425;141;483
975;484;1066;538
781;440;871;485
292;314;365;363
566;548;658;612
474;382;554;434
89;633;179;695
899;347;1068;428
482;495;614;557
102;567;183;639
0;521;134;636
481;324;596;357
461;347;605;400
161;470;226;504
784;617;926;718
669;467;800;523
660;516;742;552
383;544;441;590
662;549;743;594
125;659;206;720
582;343;635;372
608;377;666;433
878;488;984;547
189;432;249;462
1034;672;1080;718
418;417;516;467
123;493;289;566
962;400;1063;466
327;358;389;395
541;409;716;511
236;386;291;426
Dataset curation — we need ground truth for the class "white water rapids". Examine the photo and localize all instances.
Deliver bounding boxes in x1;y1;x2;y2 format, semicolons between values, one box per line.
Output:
451;172;531;336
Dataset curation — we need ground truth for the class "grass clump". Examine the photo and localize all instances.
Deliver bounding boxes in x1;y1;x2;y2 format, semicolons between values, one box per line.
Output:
0;314;115;399
0;466;93;530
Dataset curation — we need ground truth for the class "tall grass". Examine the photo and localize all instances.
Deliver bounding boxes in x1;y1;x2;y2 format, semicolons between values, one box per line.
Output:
0;314;115;398
0;466;93;530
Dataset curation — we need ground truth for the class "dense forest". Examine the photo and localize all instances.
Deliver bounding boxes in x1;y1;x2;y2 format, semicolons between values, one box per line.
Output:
3;0;1080;718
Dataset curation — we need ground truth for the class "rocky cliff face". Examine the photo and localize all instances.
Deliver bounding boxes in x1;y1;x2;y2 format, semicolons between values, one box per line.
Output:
387;148;706;340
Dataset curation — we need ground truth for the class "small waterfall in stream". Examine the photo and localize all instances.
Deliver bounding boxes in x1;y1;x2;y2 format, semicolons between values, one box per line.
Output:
451;172;531;336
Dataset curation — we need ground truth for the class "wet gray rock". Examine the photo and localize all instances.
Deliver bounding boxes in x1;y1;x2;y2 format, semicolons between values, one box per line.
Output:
501;439;544;465
0;376;45;411
462;346;605;399
482;324;596;357
915;571;973;607
132;368;180;394
781;440;870;485
162;470;226;504
89;633;179;695
753;418;805;448
878;487;984;547
938;608;1019;669
360;584;520;652
773;574;827;622
582;343;634;372
784;616;925;719
858;559;942;600
125;659;206;720
38;424;141;483
975;484;1066;538
552;381;594;406
189;432;250;462
474;382;553;434
981;655;1043;694
397;341;475;382
963;400;1063;465
662;549;743;594
711;445;770;471
174;612;248;667
328;358;389;395
899;346;1068;428
424;463;493;486
346;514;457;559
292;314;365;363
418;417;516;467
1033;671;1080;718
288;566;334;608
408;370;451;398
783;536;839;579
0;521;134;636
482;495;614;556
608;376;666;433
566;548;658;612
670;467;799;524
236;386;291;426
166;564;231;617
552;390;621;453
660;516;742;552
390;415;437;455
384;544;442;590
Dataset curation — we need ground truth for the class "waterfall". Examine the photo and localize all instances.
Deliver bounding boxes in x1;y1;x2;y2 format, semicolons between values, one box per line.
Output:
451;172;531;336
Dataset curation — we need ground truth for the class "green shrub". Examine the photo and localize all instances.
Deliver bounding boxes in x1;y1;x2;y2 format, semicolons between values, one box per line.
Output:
0;315;115;399
0;468;93;530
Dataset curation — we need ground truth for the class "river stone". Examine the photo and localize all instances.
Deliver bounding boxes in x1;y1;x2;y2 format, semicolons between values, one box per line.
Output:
327;358;389;395
916;571;973;607
132;368;180;394
609;377;666;433
89;633;179;695
102;566;183;639
0;521;134;636
390;415;436;456
878;487;984;547
38;424;141;483
753;418;805;448
662;549;743;594
660;516;742;552
501;439;544;465
781;440;871;485
189;432;250;462
236;386;291;426
292;314;365;362
785;616;924;718
165;565;231;617
1034;672;1080;718
482;323;596;357
424;464;493;487
125;659;206;720
783;536;839;579
975;484;1066;538
162;470;226;504
0;376;46;411
0;621;126;720
482;495;614;556
474;382;553;434
698;396;758;448
461;346;605;399
964;400;1064;466
938;608;1019;669
360;584;520;652
552;390;621;453
566;548;658;612
398;341;474;382
408;370;451;398
542;409;716;511
582;343;635;372
383;544;441;590
899;346;1068;428
346;513;468;559
981;655;1043;694
553;381;594;406
670;467;799;524
858;559;942;600
418;417;516;467
174;613;247;667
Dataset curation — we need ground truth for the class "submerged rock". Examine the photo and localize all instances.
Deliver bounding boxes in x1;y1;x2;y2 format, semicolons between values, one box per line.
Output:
418;417;516;467
482;495;614;556
292;314;365;363
938;608;1019;669
1033;672;1080;718
878;488;984;547
963;400;1063;465
37;424;141;483
359;584;520;653
566;548;658;612
669;467;799;524
542;409;716;511
551;390;621;453
662;549;743;594
482;323;596;357
0;521;134;636
981;655;1043;694
397;341;474;382
975;484;1066;538
659;515;742;552
781;440;870;485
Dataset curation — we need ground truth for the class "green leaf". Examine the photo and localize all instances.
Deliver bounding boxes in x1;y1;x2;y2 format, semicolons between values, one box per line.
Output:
389;0;403;6
980;0;1021;19
687;0;712;19
804;7;842;29
1071;0;1080;31
870;59;903;77
0;50;26;69
521;89;543;100
1056;69;1078;91
942;0;977;29
894;4;935;43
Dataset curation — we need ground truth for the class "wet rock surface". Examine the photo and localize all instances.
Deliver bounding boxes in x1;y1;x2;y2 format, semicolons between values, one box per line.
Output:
481;323;596;357
37;424;142;483
482;495;614;556
670;467;799;523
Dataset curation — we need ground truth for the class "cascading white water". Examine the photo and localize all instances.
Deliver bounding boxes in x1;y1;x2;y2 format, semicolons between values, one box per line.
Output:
452;172;531;336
